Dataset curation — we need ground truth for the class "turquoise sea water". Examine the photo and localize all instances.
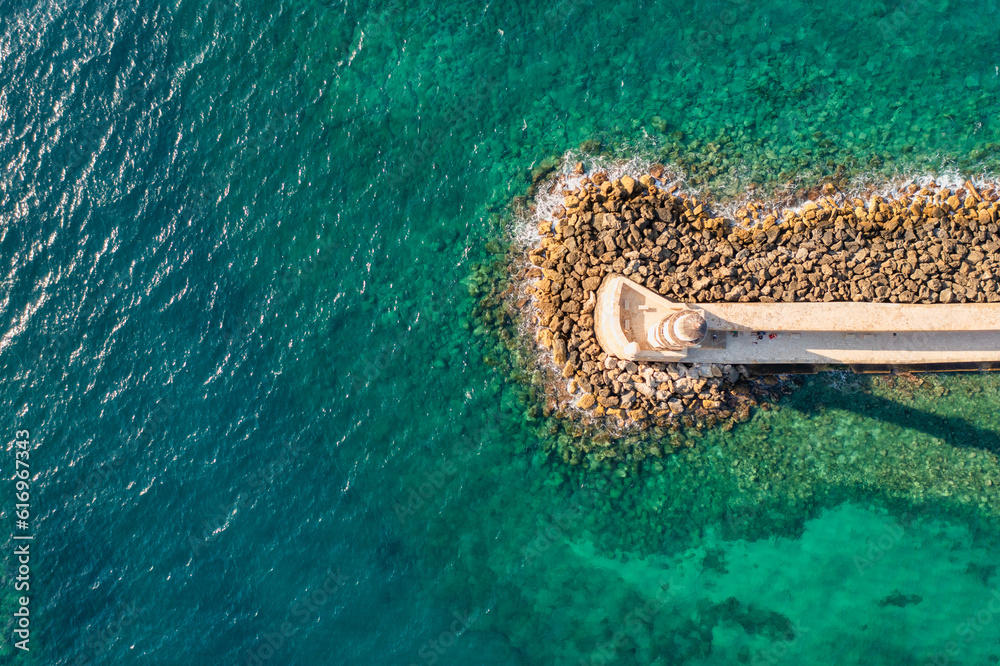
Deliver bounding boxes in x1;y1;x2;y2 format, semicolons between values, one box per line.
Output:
6;0;1000;663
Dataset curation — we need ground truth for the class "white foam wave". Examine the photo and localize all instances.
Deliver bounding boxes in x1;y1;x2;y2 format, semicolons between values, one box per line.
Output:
511;150;694;249
516;154;1000;242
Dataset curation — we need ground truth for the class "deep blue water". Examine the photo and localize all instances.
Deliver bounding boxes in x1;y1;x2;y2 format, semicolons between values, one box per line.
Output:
6;0;1000;664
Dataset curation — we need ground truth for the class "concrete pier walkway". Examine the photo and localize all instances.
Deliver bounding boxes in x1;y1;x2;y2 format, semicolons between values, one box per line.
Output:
594;275;1000;368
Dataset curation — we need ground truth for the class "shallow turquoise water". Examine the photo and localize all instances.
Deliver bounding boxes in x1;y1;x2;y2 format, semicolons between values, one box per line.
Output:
5;0;1000;663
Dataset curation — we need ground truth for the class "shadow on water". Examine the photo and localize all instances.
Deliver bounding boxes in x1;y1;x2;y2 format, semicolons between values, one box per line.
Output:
785;374;1000;454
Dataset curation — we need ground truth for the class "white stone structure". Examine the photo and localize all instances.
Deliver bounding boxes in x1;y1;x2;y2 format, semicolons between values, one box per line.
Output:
594;274;1000;369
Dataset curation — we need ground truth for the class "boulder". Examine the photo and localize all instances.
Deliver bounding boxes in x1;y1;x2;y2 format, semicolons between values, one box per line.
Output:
553;339;567;366
620;175;636;197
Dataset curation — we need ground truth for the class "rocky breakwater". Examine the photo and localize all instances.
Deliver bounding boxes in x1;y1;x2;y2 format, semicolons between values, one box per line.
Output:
525;169;1000;429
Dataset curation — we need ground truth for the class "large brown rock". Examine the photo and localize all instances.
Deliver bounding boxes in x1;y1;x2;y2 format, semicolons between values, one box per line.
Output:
620;175;636;197
553;339;567;366
627;408;648;421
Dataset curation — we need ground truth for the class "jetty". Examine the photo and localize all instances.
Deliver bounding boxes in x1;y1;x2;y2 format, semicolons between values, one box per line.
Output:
595;274;1000;372
524;170;1000;428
